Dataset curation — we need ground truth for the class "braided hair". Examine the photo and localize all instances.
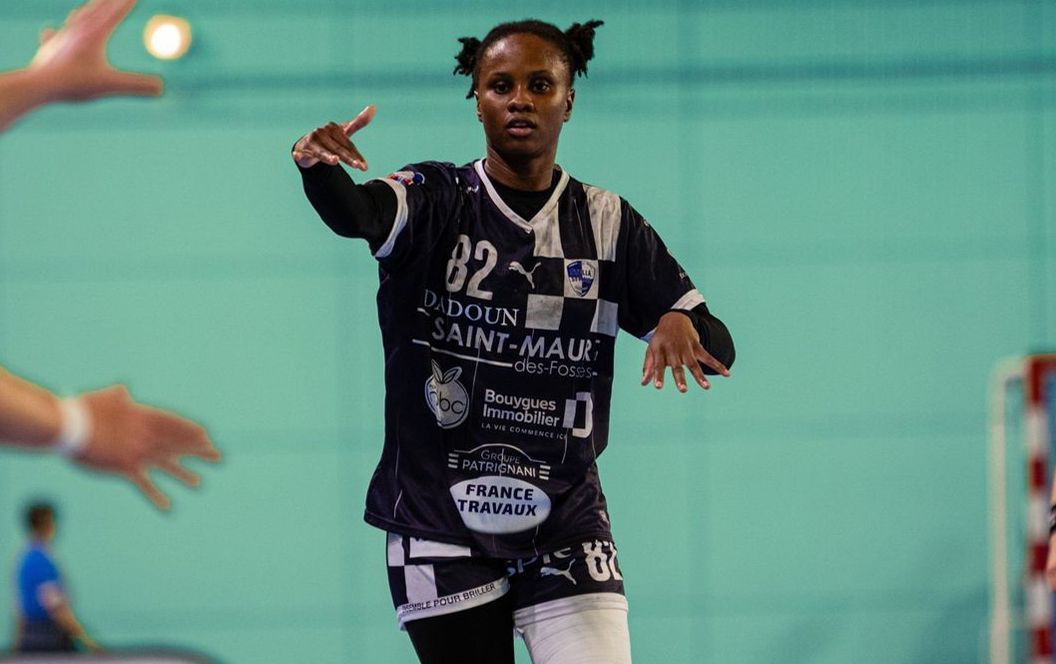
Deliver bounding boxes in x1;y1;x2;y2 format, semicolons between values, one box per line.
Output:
453;19;604;99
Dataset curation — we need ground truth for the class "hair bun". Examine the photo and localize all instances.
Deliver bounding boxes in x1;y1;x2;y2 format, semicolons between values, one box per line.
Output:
453;36;482;78
564;19;604;77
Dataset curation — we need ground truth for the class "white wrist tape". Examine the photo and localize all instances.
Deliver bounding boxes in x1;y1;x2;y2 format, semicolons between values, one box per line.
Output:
54;397;91;458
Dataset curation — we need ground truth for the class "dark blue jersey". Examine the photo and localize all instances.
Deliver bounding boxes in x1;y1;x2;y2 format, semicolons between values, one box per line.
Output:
363;160;704;557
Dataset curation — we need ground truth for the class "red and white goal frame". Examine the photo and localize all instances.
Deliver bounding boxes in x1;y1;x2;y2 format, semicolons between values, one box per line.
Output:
991;354;1056;664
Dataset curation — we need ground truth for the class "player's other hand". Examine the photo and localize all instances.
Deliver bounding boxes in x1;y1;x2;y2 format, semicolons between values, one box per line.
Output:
29;0;163;104
292;105;376;171
641;311;730;393
73;385;221;511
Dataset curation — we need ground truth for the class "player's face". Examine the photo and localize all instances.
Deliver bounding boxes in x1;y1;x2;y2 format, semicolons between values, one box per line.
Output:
474;33;574;164
36;515;56;541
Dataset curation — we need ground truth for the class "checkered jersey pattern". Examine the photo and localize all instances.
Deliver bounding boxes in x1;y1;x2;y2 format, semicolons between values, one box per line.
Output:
358;159;705;558
481;162;629;339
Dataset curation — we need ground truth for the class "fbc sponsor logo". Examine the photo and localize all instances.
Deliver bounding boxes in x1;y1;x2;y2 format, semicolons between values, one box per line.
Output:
424;360;468;429
449;476;551;534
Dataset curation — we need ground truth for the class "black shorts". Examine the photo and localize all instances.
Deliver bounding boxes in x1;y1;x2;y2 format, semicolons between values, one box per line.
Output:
386;533;626;628
18;619;75;652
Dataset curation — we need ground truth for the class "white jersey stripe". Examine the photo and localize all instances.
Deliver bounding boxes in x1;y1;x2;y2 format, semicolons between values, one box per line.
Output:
641;289;706;341
474;160;570;232
591;299;619;337
532;204;565;259
404;563;438;603
525;294;565;330
409;538;473;559
387;532;406;566
671;288;705;311
371;177;410;259
583;185;622;261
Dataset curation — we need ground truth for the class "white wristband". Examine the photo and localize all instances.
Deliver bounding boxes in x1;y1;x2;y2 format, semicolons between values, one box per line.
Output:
54;397;91;458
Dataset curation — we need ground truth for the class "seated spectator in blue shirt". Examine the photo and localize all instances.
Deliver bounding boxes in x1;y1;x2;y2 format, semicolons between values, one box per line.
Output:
15;501;101;653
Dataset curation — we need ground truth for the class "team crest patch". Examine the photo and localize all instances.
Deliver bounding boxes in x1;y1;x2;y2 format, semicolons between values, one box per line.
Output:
388;170;425;186
565;260;597;297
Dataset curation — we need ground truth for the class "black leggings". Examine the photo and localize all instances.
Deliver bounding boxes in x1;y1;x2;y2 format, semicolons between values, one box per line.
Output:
405;593;515;664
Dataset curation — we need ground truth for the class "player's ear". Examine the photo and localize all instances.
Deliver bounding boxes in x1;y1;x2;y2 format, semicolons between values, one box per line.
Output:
474;90;482;122
564;88;575;122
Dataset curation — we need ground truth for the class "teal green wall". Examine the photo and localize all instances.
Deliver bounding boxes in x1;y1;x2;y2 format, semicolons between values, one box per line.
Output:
1;1;1053;662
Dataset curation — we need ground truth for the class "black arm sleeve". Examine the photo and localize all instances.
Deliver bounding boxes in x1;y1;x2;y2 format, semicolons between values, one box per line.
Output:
675;303;736;374
297;161;397;253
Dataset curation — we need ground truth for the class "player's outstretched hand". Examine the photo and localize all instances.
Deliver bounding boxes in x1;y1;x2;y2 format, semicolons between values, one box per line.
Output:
29;0;163;104
74;385;220;510
292;105;376;171
641;311;730;393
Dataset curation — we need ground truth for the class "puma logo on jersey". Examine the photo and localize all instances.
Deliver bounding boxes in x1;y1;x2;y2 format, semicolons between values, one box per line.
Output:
509;261;541;289
539;560;577;585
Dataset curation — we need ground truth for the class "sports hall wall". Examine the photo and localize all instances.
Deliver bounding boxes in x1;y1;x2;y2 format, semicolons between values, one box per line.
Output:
0;1;1052;662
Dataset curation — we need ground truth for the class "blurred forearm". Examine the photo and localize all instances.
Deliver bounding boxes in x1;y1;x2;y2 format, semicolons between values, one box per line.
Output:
0;69;50;133
0;367;62;448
